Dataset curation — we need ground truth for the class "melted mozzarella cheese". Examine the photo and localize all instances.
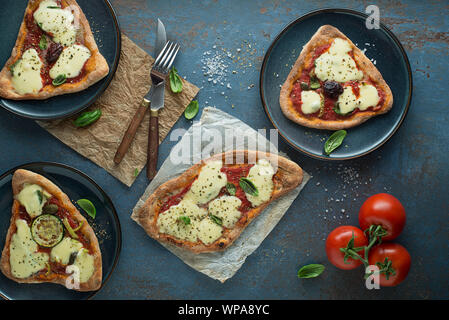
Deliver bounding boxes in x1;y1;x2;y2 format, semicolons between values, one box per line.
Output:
157;199;208;242
314;38;364;83
33;0;77;46
245;159;275;207
51;237;83;264
11;49;43;95
208;196;242;228
73;248;95;283
357;84;380;110
183;160;227;205
301;90;322;114
16;183;49;218
10;219;49;279
337;84;380;114
49;44;91;79
197;217;223;245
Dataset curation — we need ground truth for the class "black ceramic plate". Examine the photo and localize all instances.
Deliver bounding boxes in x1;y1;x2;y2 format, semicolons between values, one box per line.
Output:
0;0;121;120
260;8;412;160
0;162;121;300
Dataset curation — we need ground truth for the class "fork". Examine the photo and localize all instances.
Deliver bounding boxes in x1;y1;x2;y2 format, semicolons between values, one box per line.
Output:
113;41;180;166
146;41;180;179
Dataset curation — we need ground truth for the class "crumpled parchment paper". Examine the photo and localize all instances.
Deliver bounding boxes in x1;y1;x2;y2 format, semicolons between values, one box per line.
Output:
38;35;199;187
131;107;310;282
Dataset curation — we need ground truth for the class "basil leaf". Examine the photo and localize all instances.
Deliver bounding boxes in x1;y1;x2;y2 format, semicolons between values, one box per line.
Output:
36;190;43;204
333;102;353;116
47;6;61;9
300;82;309;90
239;178;258;197
209;214;222;226
184;100;199;120
226;183;236;196
324;130;347;155
9;61;19;76
39;35;47;50
77;199;96;219
310;76;320;89
73;109;102;127
169;67;183;93
297;264;325;279
52;74;66;86
178;216;191;225
134;168;139;177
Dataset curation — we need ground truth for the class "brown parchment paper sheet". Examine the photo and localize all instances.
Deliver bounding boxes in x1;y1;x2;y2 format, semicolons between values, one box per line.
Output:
38;35;199;187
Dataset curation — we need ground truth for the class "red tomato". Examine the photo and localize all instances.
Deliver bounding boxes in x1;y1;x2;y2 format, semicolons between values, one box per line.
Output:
359;193;406;241
326;226;368;270
368;243;411;287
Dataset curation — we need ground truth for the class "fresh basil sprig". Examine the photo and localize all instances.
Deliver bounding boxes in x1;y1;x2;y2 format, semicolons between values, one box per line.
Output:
324;130;347;155
209;214;223;226
169;67;183;93
239;178;258;197
297;264;325;279
226;183;236;196
184;100;199;120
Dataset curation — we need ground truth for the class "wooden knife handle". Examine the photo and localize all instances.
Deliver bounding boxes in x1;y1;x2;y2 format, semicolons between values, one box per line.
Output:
114;98;150;165
147;109;159;180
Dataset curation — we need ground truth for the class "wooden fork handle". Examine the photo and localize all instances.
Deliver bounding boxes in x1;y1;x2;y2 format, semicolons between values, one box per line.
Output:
114;98;150;165
147;109;159;180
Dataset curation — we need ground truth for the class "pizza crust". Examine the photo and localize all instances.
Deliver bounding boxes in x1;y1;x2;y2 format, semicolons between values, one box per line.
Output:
131;150;303;254
279;25;393;130
0;0;109;100
0;169;102;292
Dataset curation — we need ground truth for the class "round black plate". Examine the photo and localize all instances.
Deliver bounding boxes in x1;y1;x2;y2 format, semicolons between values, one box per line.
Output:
260;8;412;160
0;162;121;300
0;0;121;120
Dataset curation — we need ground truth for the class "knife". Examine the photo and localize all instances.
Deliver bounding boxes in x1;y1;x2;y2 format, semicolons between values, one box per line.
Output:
146;20;168;180
113;19;167;166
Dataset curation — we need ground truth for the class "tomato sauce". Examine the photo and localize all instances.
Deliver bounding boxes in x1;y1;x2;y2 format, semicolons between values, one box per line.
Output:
290;43;383;120
159;182;193;213
220;164;255;213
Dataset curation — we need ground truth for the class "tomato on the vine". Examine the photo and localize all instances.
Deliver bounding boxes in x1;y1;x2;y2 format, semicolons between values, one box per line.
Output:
368;243;411;287
359;193;406;241
325;226;368;270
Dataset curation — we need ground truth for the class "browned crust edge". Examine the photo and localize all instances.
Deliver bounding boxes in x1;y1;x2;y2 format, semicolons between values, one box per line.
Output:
0;0;109;100
0;169;102;292
279;25;393;130
131;150;303;254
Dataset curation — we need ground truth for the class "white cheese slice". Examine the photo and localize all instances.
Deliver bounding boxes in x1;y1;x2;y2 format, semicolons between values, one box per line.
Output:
301;90;322;114
73;248;95;283
197;217;223;245
33;0;77;46
51;237;83;264
183;160;227;205
16;183;49;218
245;159;275;207
49;44;91;79
157;199;208;242
10;219;49;279
11;49;43;95
208;196;242;228
314;38;364;83
337;84;380;114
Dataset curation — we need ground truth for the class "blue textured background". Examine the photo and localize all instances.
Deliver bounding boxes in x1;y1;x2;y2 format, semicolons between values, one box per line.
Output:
0;0;448;299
